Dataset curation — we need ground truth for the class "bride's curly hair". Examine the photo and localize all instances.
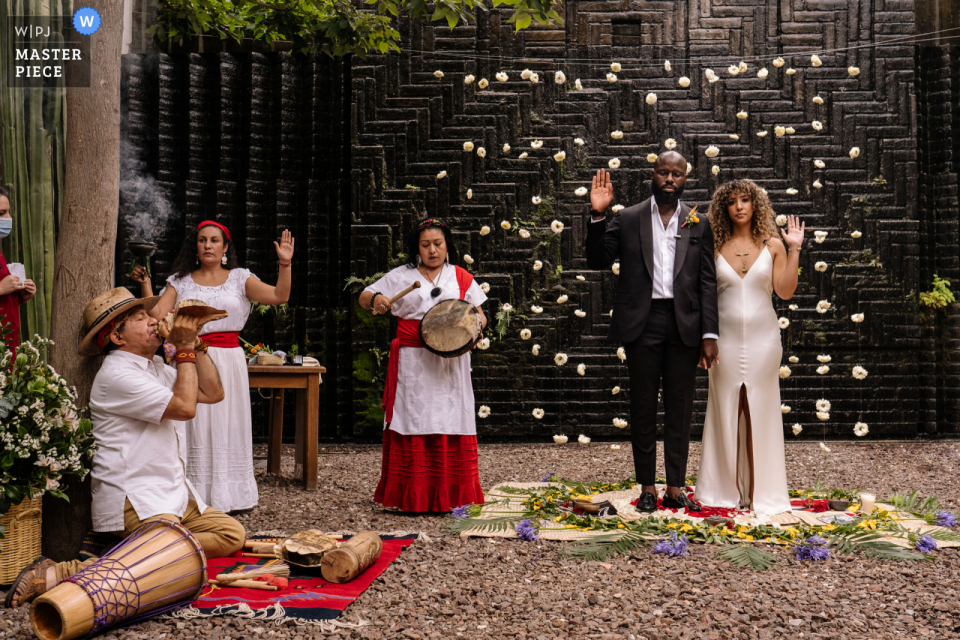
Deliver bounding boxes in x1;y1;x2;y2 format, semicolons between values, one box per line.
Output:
707;179;779;258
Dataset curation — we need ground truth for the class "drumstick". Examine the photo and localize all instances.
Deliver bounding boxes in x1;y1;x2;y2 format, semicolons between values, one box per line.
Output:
389;281;421;304
244;538;283;548
208;579;278;591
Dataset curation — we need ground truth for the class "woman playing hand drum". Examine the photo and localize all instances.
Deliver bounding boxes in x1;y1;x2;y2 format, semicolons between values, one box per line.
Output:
359;219;487;512
133;221;295;512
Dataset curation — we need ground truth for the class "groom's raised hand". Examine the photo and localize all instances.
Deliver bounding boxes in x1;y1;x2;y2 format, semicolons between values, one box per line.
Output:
590;169;615;218
699;338;719;369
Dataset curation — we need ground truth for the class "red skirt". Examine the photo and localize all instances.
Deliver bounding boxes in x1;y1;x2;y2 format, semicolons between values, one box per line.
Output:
374;428;485;513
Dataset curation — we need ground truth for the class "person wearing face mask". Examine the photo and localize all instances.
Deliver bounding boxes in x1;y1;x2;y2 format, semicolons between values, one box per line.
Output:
132;221;294;513
359;218;488;513
0;186;38;349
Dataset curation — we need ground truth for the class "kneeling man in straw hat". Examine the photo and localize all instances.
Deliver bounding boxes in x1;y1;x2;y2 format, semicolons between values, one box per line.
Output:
5;288;246;608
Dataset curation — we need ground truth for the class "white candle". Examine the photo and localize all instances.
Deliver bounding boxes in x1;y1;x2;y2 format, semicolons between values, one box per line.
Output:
860;493;875;514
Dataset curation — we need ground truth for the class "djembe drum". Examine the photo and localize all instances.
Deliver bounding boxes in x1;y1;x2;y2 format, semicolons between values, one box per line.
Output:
419;299;482;358
30;520;207;640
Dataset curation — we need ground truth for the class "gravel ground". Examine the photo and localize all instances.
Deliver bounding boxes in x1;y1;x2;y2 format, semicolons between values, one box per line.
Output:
3;440;959;639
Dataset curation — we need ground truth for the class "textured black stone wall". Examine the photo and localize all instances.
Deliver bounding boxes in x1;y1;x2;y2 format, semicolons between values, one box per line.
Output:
118;51;353;441
119;0;960;442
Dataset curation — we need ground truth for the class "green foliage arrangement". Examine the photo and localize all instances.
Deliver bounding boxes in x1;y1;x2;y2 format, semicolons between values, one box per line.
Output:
343;272;386;294
918;275;955;310
0;326;96;519
446;477;960;569
152;0;562;56
719;545;778;570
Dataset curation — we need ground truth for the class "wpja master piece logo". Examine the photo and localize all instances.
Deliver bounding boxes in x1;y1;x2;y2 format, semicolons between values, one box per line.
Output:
5;9;97;88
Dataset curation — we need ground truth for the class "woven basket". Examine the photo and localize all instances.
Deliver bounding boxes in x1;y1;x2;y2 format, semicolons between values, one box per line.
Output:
0;495;43;584
257;353;284;365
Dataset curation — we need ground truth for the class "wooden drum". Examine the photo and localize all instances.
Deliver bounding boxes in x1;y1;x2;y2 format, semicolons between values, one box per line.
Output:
419;299;482;358
31;519;207;640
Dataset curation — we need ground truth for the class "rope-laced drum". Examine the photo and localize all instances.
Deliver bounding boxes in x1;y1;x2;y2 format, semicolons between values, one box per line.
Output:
30;519;207;640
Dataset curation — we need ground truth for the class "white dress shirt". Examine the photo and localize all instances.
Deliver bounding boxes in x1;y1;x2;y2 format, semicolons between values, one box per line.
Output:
88;350;207;532
594;199;718;341
650;198;679;299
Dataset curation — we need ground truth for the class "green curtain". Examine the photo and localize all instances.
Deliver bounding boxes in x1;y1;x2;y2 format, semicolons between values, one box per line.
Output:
0;0;69;341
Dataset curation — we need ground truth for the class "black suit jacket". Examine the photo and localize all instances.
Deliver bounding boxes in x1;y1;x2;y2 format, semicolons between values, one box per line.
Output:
585;197;720;348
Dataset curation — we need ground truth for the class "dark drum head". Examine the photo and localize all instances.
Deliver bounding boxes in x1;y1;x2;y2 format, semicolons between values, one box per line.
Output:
419;299;481;358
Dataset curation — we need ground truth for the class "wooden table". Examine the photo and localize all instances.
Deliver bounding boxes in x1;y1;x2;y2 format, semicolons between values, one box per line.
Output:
247;364;326;491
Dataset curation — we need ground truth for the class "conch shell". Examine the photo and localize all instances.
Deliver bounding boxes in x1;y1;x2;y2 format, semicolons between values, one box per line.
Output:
156;298;229;338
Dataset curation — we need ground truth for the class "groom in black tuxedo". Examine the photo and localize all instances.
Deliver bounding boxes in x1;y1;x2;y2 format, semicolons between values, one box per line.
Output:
585;152;719;512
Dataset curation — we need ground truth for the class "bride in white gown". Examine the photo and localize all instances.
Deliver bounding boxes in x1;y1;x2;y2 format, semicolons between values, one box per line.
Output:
696;180;805;516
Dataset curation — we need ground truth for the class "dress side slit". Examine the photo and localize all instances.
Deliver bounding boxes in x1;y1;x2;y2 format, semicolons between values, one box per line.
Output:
735;383;756;509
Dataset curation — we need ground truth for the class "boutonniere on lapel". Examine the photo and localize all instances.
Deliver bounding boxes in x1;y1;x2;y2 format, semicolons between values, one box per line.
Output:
680;205;699;229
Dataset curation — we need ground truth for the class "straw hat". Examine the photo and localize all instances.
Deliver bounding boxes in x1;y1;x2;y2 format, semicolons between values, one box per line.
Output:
78;288;160;356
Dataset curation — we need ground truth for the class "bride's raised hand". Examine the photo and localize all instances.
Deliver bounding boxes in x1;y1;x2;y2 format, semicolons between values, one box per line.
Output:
275;229;295;263
780;215;805;252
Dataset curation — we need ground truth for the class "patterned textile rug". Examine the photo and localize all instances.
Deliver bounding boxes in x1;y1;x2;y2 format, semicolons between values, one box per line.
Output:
163;533;417;632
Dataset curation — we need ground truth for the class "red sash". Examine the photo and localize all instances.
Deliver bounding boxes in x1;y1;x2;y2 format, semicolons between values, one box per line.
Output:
381;266;474;423
203;331;240;348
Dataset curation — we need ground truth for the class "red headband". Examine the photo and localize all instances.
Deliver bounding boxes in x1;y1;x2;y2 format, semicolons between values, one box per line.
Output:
198;220;231;241
95;310;133;355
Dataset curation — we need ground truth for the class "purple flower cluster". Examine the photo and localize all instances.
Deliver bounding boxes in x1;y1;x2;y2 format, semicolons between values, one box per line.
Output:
794;535;831;561
451;504;471;518
540;472;556;482
915;534;938;553
515;519;540;542
653;531;689;557
935;510;957;528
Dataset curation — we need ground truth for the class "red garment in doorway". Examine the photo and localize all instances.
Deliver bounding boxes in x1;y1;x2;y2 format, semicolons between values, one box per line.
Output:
0;253;20;349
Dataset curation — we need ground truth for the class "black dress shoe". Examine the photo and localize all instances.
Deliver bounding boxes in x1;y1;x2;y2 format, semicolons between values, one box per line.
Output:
662;492;702;513
637;491;657;513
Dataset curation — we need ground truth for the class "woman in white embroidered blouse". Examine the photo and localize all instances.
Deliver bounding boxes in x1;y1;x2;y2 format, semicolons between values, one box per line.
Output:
359;218;487;513
133;220;295;512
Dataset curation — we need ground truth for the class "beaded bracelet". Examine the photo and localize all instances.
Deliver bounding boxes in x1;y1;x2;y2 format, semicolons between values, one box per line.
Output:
195;339;209;354
174;349;198;365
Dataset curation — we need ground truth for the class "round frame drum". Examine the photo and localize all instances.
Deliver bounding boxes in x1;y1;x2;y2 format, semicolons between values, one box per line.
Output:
419;299;481;358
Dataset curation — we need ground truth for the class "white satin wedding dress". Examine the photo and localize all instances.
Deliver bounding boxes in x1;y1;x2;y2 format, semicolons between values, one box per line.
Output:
697;244;792;515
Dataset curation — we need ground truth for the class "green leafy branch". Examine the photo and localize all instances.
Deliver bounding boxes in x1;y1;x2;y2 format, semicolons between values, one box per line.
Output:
719;545;778;570
560;529;656;562
250;301;290;317
152;0;562;56
493;303;515;338
919;275;955;310
823;529;927;561
446;515;522;536
886;490;943;519
343;272;386;294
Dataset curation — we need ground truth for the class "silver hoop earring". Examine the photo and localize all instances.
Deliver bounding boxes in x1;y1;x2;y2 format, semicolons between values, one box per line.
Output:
221;254;228;266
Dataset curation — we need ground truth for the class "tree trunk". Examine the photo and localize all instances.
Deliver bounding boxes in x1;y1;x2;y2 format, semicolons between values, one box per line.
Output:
44;0;125;561
320;531;383;583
